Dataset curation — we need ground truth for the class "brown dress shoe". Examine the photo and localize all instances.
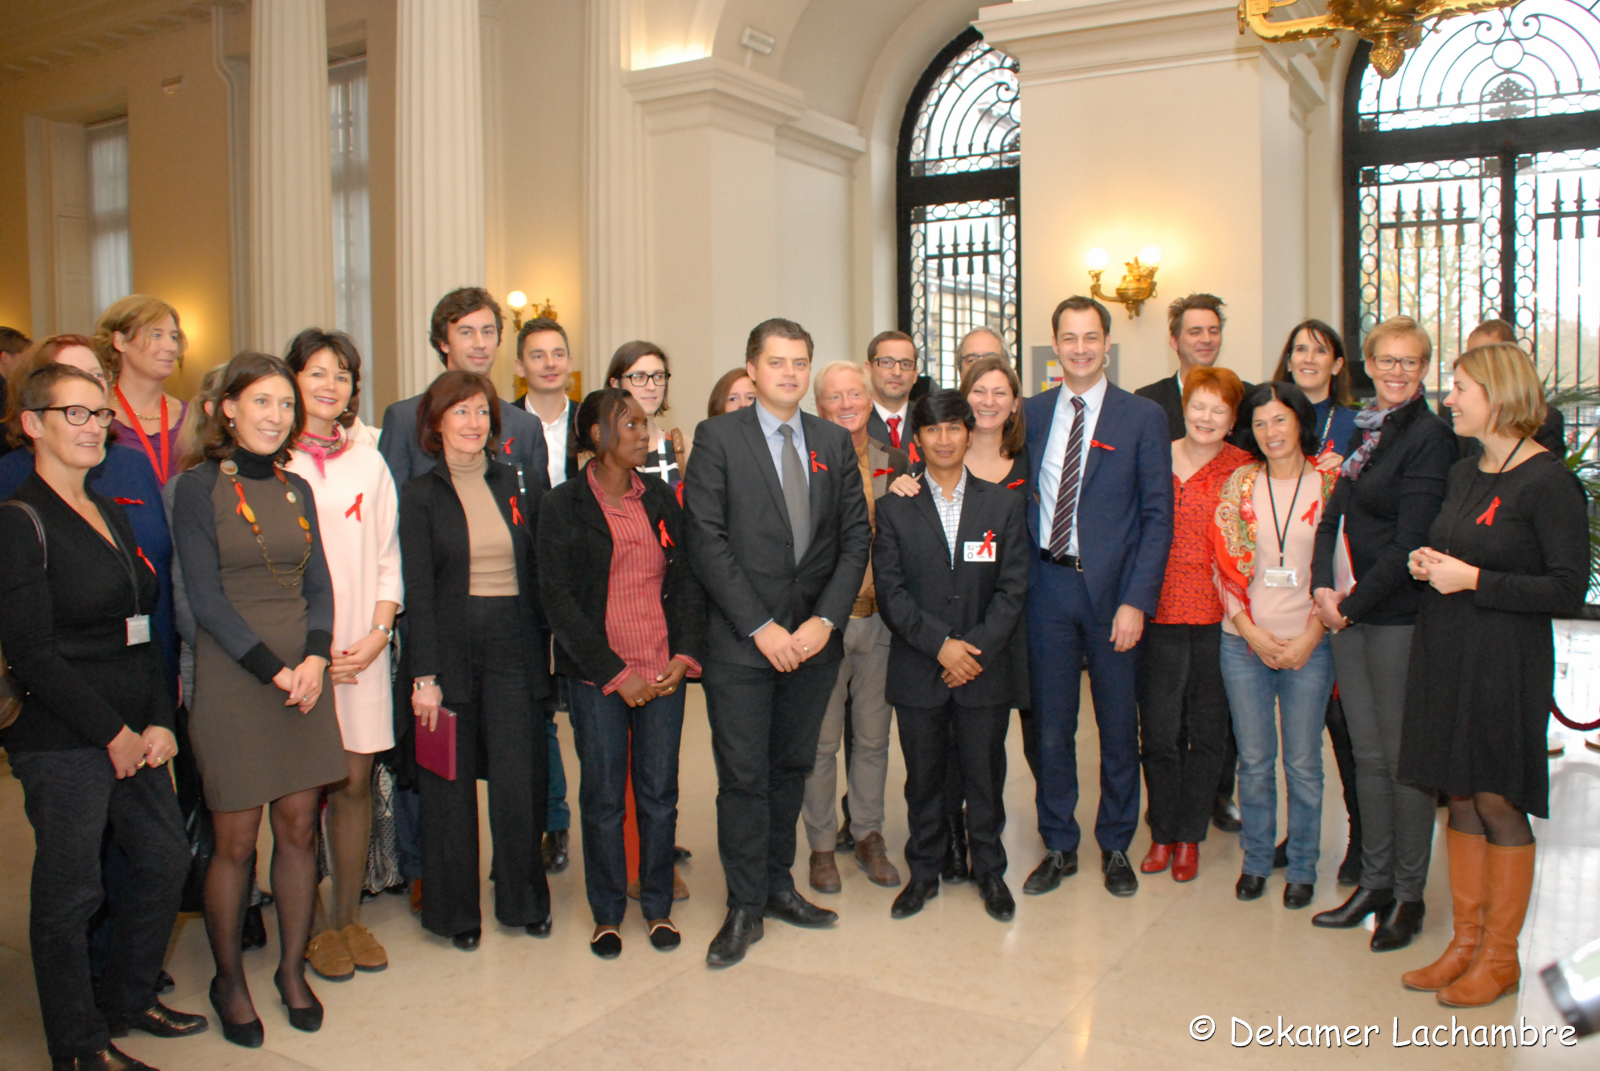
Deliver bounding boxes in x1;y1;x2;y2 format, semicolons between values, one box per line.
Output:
339;923;389;971
809;850;842;893
305;930;355;981
854;832;902;887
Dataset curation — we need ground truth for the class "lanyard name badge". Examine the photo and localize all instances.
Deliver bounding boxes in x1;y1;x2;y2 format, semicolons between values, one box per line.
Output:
1262;466;1306;589
106;519;151;646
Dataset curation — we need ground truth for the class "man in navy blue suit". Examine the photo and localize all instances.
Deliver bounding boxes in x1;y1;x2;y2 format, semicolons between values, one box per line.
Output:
1021;296;1172;898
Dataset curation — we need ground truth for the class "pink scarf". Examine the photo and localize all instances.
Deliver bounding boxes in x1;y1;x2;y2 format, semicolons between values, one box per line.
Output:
293;427;349;478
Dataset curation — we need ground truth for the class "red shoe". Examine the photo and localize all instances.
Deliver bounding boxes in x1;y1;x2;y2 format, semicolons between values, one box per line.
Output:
1172;843;1199;882
1140;843;1174;874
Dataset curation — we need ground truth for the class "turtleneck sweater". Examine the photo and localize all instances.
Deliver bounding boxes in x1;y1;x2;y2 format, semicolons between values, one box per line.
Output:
448;450;518;596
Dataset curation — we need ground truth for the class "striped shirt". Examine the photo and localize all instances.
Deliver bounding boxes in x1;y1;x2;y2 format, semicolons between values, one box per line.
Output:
925;468;968;564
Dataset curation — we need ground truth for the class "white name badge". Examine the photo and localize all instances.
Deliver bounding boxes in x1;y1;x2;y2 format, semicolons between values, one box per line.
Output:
963;540;997;562
1261;567;1299;589
126;614;152;646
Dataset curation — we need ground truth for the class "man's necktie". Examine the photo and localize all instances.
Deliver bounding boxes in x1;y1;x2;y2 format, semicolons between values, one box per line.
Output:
887;415;901;449
780;425;810;563
1047;396;1087;561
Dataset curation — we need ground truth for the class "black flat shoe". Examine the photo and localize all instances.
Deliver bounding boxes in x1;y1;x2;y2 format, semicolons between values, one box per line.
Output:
590;928;622;959
1211;794;1242;834
452;927;482;951
240;904;267;952
1283;882;1315;909
1022;849;1078;895
977;875;1015;921
1272;838;1289;869
647;919;681;951
764;888;838;928
541;830;570;874
1101;850;1138;897
1236;874;1266;901
890;877;939;919
50;1043;154;1071
525;914;553;938
107;1000;209;1039
208;980;263;1049
705;907;763;967
673;845;692;863
274;974;323;1033
1371;900;1425;951
1312;886;1394;928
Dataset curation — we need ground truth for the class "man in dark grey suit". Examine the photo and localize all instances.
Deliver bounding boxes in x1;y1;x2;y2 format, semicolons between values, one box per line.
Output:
684;318;872;967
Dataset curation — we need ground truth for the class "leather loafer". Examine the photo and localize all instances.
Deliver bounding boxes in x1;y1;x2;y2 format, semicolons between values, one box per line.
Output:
1312;886;1394;929
51;1043;155;1071
1370;900;1425;951
541;830;570;874
977;875;1015;921
1102;850;1138;897
1236;873;1266;901
525;914;553;938
764;887;838;928
1283;882;1315;909
1171;842;1199;883
1139;842;1173;874
1211;794;1242;833
590;927;622;959
107;1000;209;1039
1022;849;1077;895
891;877;939;919
452;927;481;951
705;907;763;967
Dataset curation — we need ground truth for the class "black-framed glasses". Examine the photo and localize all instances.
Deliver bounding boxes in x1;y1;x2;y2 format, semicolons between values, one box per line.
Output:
32;405;116;427
870;356;918;372
620;370;671;387
1370;355;1425;372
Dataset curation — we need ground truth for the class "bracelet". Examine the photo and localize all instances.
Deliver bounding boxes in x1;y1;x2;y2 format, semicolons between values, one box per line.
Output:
373;624;394;642
413;678;436;691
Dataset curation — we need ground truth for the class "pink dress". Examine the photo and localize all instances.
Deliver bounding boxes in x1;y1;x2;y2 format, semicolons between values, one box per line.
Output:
286;438;402;753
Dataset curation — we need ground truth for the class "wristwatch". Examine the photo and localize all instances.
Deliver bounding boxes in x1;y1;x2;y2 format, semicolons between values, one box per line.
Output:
819;617;835;632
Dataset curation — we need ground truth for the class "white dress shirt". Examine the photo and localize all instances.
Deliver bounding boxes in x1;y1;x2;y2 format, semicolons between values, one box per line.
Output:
525;394;571;488
1036;374;1109;557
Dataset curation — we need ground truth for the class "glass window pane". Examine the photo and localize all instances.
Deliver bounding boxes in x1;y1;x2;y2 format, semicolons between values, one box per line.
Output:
86;117;130;315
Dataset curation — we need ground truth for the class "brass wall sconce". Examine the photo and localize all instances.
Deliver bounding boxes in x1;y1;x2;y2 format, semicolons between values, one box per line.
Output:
506;291;559;332
1086;246;1161;319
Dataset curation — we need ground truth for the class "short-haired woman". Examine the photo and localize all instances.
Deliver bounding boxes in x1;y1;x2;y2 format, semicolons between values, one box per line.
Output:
96;296;188;489
400;370;552;951
1309;316;1457;951
171;352;347;1045
607;341;682;485
1;363;204;1071
1398;343;1588;1007
706;367;757;419
1214;382;1339;909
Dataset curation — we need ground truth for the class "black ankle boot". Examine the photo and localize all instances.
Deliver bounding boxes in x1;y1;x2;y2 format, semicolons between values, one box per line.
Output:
947;811;970;883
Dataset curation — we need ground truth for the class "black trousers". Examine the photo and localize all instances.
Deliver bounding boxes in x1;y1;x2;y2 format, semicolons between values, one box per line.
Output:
900;700;1009;882
418;596;549;938
946;708;1036;819
703;657;840;913
12;749;188;1059
1137;622;1231;845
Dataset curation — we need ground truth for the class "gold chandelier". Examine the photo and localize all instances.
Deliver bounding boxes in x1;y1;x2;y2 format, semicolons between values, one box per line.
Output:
1238;0;1526;78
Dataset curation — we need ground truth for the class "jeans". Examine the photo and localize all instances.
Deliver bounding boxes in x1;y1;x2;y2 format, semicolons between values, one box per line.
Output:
568;680;684;923
1220;632;1334;884
1136;622;1229;845
547;710;571;833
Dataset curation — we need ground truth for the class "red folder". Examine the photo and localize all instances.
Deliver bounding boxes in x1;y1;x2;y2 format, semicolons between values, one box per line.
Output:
416;708;458;780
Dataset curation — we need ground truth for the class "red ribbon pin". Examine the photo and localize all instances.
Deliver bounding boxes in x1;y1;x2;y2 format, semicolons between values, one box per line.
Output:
509;497;523;526
112;497;145;506
1006;478;1025;490
811;451;828;473
979;529;995;556
137;547;156;574
1300;501;1319;527
675;482;685;508
1477;496;1501;526
1090;439;1115;451
872;468;894;478
908;442;921;463
659;519;674;548
502;437;515;455
345;492;363;521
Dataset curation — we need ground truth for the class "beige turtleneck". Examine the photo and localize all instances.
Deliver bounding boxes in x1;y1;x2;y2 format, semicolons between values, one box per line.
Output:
447;451;519;596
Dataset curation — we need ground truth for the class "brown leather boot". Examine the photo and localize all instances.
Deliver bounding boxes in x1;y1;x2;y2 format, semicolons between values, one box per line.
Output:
854;831;902;887
809;851;841;893
1402;829;1486;991
1437;842;1535;1008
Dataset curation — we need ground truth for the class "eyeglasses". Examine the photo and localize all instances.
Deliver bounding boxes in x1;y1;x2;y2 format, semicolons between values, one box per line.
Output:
960;351;1004;368
870;356;918;372
619;370;671;387
33;405;116;427
1370;356;1425;373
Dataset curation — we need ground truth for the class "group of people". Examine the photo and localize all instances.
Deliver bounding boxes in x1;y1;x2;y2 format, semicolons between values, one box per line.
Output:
0;283;1587;1071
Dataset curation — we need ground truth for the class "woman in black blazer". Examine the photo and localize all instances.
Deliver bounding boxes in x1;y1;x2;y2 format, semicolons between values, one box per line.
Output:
538;388;706;958
399;371;551;951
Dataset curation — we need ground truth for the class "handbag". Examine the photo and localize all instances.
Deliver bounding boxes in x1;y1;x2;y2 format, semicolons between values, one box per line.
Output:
0;500;47;731
415;707;458;780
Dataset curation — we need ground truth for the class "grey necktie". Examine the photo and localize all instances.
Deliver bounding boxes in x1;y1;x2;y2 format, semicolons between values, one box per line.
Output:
779;425;810;562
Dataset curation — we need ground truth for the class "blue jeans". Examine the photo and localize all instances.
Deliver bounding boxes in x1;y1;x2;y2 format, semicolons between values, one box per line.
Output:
1219;632;1334;884
568;680;685;924
547;709;570;832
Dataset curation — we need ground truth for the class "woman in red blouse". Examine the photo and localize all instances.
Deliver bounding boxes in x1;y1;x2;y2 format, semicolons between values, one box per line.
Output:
1136;367;1251;882
537;388;707;959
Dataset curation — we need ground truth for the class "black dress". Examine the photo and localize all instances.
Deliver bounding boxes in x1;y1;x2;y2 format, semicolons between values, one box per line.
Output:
1399;450;1590;817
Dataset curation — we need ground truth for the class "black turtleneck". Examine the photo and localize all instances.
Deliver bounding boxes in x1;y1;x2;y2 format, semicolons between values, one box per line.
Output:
229;446;279;479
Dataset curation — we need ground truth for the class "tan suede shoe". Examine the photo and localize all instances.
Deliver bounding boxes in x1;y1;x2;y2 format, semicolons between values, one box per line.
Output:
305;929;354;981
339;923;389;972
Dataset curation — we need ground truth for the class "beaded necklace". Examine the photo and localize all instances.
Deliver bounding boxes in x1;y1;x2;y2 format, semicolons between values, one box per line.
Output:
221;457;313;587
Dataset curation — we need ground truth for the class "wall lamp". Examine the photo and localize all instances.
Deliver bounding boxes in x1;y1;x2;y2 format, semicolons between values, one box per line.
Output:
506;291;558;331
1086;246;1161;319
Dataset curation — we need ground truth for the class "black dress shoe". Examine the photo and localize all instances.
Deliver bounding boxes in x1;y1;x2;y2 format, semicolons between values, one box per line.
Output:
890;877;939;919
1101;850;1138;897
673;845;693;863
705;907;764;967
1337;841;1362;886
977;875;1016;921
452;927;482;951
1283;882;1315;909
240;904;267;951
948;812;970;882
1371;900;1425;951
937;816;962;883
1022;850;1078;895
647;919;681;951
1211;794;1242;833
525;914;553;938
590;928;622;959
541;830;570;874
1236;874;1266;901
1272;838;1289;869
1312;886;1394;928
764;887;838;928
108;1000;209;1039
209;980;263;1049
274;974;323;1033
50;1043;154;1071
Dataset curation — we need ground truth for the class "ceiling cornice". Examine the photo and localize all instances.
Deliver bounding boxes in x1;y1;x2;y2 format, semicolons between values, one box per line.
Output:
0;0;245;81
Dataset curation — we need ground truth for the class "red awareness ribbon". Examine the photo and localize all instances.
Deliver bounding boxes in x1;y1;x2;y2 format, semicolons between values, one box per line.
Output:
659;519;674;547
137;547;156;574
112;497;145;506
811;451;828;473
232;482;248;516
1090;439;1115;451
872;468;894;478
510;497;523;525
908;442;921;463
675;482;685;508
1300;501;1319;526
1477;496;1500;526
502;437;515;455
345;493;363;521
1006;478;1025;490
979;529;995;556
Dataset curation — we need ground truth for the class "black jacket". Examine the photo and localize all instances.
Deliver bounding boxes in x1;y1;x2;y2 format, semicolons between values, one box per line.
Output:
398;457;549;705
537;462;706;684
1312;396;1458;626
873;473;1029;709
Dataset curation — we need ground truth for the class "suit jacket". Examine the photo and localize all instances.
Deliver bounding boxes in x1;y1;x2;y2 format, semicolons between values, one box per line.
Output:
864;437;911;499
1023;382;1173;624
398;457;549;706
514;393;581;483
866;407;912;451
873;474;1029;708
379;390;552;498
683;404;872;668
536;462;707;685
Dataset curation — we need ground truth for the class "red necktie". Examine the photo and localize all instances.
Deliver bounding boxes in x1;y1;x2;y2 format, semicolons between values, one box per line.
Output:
887;415;902;449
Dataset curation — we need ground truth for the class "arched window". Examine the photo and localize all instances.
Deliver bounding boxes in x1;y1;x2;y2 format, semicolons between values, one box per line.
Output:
898;28;1020;388
1343;1;1600;398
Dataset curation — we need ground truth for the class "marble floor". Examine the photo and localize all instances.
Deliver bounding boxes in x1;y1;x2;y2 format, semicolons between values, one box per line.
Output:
4;643;1600;1071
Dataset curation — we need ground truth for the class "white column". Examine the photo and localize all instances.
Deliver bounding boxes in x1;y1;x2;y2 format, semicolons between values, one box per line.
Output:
396;0;485;398
249;0;335;354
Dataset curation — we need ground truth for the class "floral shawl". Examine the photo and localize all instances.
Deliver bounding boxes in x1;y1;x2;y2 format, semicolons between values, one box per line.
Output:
1211;460;1339;618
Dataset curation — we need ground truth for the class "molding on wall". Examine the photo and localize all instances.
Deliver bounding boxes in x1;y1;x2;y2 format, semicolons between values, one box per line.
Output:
0;0;244;80
628;56;806;139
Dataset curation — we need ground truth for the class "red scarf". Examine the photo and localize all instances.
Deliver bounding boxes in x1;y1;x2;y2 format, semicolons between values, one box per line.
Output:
293;427;350;478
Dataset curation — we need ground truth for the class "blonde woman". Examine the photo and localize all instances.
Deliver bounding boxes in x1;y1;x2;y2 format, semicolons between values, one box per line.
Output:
95;295;188;488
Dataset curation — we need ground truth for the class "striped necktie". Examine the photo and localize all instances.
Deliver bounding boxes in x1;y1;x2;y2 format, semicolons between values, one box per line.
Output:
1047;395;1087;560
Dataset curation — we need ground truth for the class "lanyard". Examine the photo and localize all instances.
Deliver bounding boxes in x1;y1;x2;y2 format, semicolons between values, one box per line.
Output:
115;387;170;485
1265;463;1307;568
1444;437;1525;554
1317;402;1336;454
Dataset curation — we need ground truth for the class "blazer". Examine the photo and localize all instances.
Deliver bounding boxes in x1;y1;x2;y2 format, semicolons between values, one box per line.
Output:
379;389;551;498
866;407;911;451
873;474;1029;708
514;393;581;483
683;404;872;668
398;457;549;706
537;462;707;684
1312;396;1457;626
1023;381;1173;624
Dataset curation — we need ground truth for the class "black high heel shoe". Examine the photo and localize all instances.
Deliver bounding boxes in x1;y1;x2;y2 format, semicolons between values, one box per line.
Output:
209;979;263;1049
274;972;324;1033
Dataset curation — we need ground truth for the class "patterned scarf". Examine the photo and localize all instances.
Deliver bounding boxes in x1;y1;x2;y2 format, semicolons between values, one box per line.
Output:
293;426;350;478
1340;389;1422;481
